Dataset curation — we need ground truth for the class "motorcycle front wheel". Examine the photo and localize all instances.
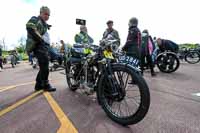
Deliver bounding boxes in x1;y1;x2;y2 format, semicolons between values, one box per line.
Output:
97;63;150;126
65;63;80;91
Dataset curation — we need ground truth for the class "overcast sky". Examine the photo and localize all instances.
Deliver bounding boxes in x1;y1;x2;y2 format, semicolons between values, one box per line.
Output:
0;0;199;50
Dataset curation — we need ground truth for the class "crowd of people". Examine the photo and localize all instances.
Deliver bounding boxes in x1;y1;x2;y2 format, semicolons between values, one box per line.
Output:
0;6;180;91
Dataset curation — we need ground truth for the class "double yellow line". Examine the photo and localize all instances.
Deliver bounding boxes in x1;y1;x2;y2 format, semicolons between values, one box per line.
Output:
0;82;78;133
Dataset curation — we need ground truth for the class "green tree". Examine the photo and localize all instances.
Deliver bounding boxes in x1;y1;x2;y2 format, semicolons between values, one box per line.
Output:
16;36;26;53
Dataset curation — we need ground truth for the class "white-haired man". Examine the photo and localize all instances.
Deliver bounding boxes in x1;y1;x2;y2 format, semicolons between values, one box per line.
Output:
26;6;56;91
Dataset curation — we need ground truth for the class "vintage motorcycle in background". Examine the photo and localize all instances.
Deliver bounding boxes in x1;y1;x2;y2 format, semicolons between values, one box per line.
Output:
178;47;200;64
155;50;180;73
8;50;19;68
139;48;180;73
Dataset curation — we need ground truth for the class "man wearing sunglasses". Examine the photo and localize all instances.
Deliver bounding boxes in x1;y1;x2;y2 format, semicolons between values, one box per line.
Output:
26;6;56;92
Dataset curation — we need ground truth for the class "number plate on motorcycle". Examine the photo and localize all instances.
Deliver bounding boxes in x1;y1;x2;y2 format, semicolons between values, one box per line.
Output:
118;55;140;67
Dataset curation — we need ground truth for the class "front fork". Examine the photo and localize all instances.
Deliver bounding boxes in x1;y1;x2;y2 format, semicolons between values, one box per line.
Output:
103;61;125;101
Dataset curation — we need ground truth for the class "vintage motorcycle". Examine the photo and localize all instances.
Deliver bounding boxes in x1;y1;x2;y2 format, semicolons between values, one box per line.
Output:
116;47;180;73
8;50;19;68
178;48;200;64
139;48;180;73
64;40;150;126
155;50;180;73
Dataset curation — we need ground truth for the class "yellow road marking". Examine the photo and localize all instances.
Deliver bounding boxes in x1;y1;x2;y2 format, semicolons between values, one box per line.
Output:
0;85;17;92
43;92;78;133
0;78;54;93
0;81;35;92
0;90;43;117
0;78;55;91
0;79;77;132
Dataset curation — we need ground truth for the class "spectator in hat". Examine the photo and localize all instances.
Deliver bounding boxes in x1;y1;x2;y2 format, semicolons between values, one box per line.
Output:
102;20;120;45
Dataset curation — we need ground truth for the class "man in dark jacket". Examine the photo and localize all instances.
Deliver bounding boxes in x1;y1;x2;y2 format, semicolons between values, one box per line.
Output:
26;6;56;92
157;38;179;70
122;17;141;60
0;46;2;56
157;38;179;53
0;45;3;70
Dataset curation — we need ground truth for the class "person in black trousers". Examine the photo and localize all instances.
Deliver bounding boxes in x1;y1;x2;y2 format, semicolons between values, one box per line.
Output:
26;6;56;91
0;46;3;70
141;30;156;76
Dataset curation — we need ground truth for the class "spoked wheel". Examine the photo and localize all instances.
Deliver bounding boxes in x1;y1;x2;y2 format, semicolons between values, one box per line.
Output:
185;51;200;64
65;64;80;91
157;52;180;73
97;64;150;126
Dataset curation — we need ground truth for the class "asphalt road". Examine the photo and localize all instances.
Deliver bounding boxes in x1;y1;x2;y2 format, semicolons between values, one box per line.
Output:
0;61;199;133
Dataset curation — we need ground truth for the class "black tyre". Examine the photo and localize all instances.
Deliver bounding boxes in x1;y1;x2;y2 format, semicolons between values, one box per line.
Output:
157;52;180;73
97;63;150;125
65;64;80;91
185;51;200;64
33;65;36;69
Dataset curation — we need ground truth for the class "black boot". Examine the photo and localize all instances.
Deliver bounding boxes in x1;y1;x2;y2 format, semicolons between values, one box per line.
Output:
34;82;43;91
44;83;56;92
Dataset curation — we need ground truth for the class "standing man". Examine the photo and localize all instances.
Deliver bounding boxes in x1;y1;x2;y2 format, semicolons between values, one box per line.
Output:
60;40;71;54
0;45;3;71
26;6;56;91
60;40;66;53
74;25;94;44
28;52;34;65
122;17;141;60
103;20;120;45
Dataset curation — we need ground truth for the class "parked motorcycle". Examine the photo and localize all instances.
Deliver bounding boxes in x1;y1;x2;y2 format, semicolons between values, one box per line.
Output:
117;47;180;73
8;50;19;68
65;41;150;126
156;50;180;73
178;48;200;64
